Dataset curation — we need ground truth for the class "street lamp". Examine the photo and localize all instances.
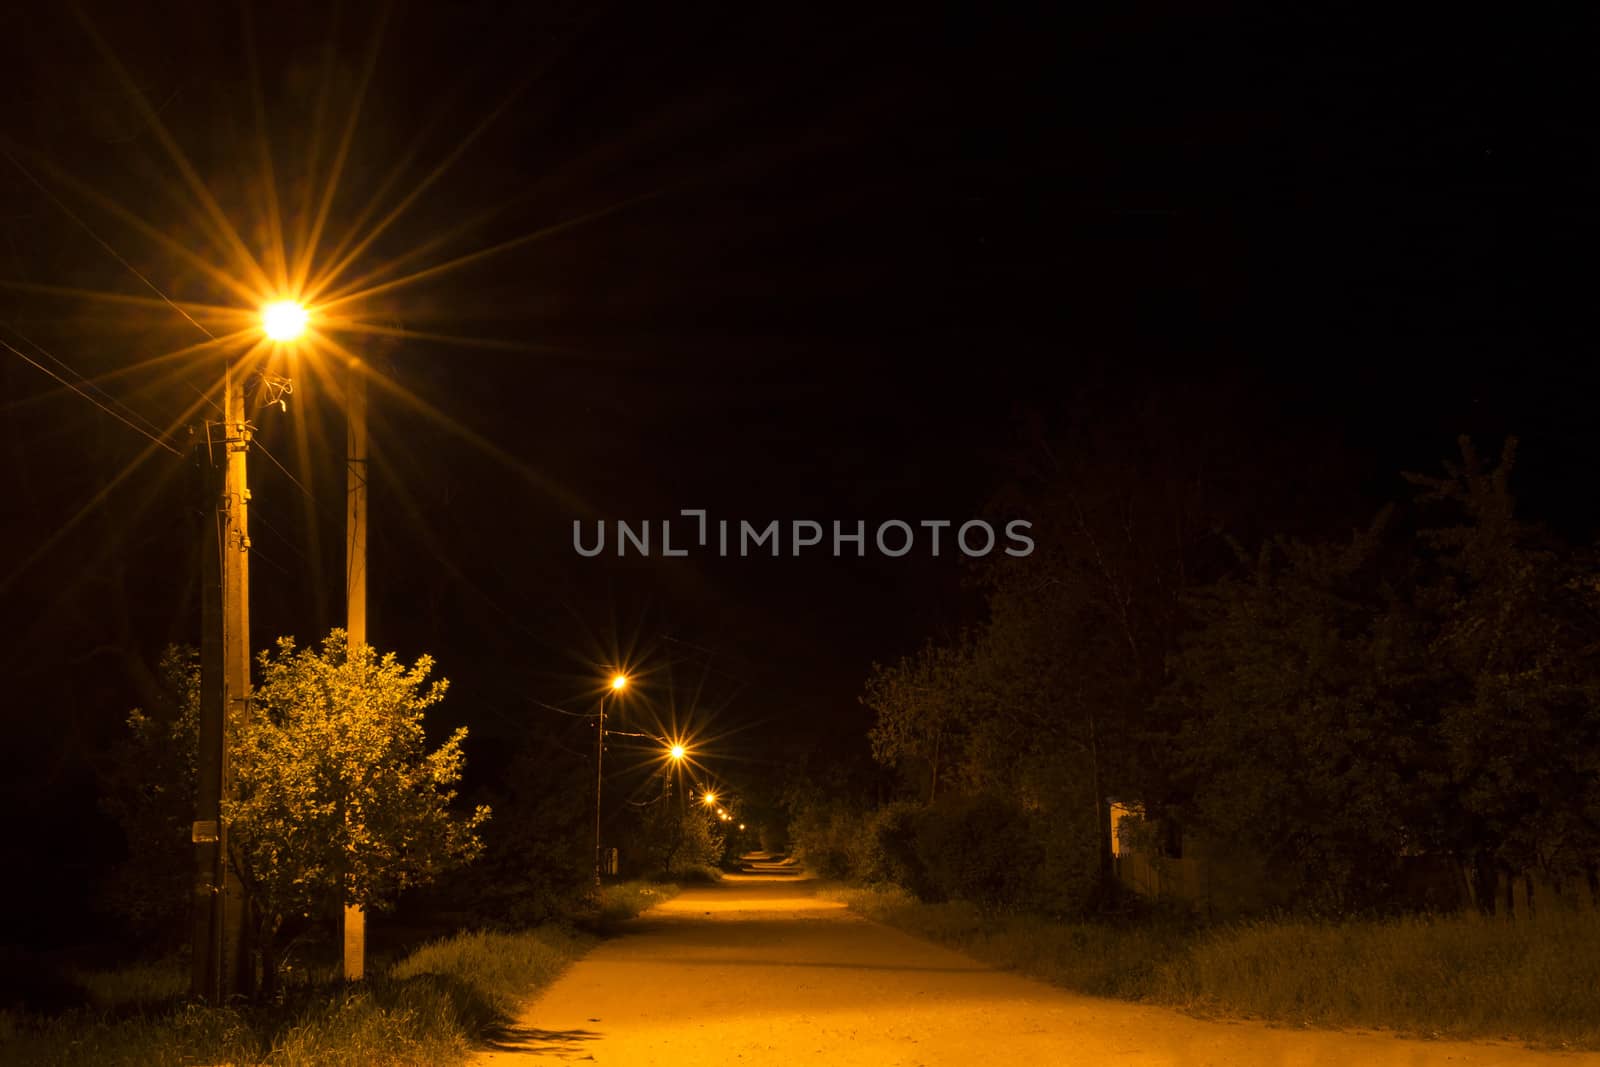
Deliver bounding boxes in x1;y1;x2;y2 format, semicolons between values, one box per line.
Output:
594;671;629;889
260;299;309;342
659;741;687;800
191;296;317;1000
703;791;717;806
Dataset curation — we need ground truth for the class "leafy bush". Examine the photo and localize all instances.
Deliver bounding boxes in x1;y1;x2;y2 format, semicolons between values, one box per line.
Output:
865;801;930;894
630;805;726;879
790;804;871;879
912;792;1037;911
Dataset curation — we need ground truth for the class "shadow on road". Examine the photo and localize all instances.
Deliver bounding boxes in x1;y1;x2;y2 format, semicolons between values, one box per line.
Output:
481;1025;601;1055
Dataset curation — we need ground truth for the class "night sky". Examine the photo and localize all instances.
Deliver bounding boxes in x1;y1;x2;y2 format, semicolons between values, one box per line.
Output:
2;3;1597;933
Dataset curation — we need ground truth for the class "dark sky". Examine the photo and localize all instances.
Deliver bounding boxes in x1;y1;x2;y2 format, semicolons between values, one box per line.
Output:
2;2;1598;928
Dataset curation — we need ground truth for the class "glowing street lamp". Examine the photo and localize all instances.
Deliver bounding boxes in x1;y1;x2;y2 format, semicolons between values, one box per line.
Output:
669;743;686;761
594;670;631;888
260;299;309;342
703;791;717;806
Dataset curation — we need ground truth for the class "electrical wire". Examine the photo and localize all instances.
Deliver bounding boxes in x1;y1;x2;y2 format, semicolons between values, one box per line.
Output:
530;698;597;719
247;541;290;575
1;144;222;414
2;320;170;441
249;509;309;565
1;336;181;455
253;438;318;505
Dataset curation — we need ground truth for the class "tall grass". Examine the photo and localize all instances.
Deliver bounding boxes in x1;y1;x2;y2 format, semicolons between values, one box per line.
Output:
0;882;676;1066
837;886;1600;1049
598;879;683;923
833;886;1193;999
1156;909;1600;1048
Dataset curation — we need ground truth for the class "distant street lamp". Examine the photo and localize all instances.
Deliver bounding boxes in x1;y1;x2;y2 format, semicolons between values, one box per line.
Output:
660;741;687;800
703;791;717;807
594;671;630;888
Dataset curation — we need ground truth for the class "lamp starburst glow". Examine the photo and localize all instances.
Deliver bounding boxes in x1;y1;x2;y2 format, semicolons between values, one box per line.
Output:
669;743;686;761
261;299;309;342
610;673;628;691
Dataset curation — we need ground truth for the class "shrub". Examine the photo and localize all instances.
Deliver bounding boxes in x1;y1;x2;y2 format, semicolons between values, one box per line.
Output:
913;792;1037;911
791;804;872;879
865;801;931;895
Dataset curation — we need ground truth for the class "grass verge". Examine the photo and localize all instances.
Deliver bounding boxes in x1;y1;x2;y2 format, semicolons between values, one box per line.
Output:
596;879;683;924
0;882;680;1066
833;885;1600;1050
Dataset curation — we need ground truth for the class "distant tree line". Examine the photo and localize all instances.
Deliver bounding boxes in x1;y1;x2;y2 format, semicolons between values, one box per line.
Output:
805;433;1600;919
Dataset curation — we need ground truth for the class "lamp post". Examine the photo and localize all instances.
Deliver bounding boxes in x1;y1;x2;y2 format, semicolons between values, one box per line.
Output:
594;672;628;888
665;742;686;799
190;299;308;1001
342;345;368;981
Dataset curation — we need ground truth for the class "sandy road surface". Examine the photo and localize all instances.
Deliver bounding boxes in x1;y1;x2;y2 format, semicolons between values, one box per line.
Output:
475;856;1599;1066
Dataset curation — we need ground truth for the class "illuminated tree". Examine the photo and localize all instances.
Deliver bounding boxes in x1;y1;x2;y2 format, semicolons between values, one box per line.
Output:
227;629;488;991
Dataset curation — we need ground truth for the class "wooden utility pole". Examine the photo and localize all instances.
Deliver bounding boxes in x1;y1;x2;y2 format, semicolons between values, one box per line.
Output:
342;358;368;981
192;367;252;1001
595;690;607;890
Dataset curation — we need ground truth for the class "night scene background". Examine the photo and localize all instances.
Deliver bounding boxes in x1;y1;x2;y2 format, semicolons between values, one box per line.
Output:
2;3;1599;1063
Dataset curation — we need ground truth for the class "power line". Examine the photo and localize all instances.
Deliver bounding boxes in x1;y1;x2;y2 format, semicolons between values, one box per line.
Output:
247;541;291;576
530;697;596;719
1;336;181;455
2;320;170;441
2;146;221;345
253;438;319;505
249;508;309;565
1;146;223;416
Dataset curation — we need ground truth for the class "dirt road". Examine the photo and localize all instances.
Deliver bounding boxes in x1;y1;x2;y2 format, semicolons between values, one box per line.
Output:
476;857;1598;1066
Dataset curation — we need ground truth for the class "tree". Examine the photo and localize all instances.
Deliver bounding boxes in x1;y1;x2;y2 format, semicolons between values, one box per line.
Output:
450;723;592;927
1163;514;1420;912
1405;438;1600;913
99;646;201;943
227;630;488;992
638;802;726;878
864;638;977;804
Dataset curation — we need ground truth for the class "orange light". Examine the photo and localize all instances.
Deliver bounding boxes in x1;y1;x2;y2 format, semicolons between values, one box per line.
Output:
261;300;309;341
610;673;628;691
703;792;716;806
669;744;686;761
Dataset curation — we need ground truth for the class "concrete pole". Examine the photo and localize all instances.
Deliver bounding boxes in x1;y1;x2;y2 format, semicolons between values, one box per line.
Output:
342;358;368;981
192;367;252;1000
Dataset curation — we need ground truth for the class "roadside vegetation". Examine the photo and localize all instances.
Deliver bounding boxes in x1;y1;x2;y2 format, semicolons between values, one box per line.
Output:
834;885;1600;1050
0;881;677;1067
7;619;714;1066
774;427;1600;1053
